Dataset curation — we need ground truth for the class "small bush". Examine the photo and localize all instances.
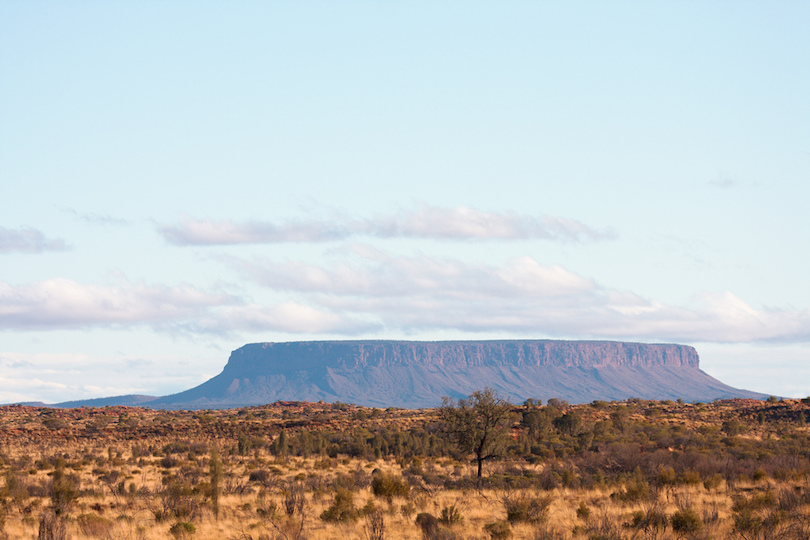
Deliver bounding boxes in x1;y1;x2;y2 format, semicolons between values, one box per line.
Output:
169;521;195;539
76;513;113;538
371;473;410;501
703;473;723;491
415;513;457;540
320;488;357;523
679;470;702;486
363;509;385;540
504;493;552;524
438;505;463;526
484;521;512;540
37;512;67;540
628;506;668;536
534;523;568;540
670;508;702;537
416;513;439;538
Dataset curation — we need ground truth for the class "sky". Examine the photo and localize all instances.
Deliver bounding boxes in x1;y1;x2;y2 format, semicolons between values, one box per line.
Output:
1;2;809;404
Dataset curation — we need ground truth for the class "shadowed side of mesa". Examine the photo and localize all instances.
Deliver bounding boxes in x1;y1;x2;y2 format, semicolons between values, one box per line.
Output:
140;340;768;409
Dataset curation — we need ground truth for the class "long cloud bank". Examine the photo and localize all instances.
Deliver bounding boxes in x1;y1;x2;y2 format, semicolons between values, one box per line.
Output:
0;279;373;334
160;205;613;245
2;257;808;344
229;250;810;344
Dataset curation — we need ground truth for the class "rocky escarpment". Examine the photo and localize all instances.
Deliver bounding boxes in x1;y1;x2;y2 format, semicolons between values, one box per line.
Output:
223;340;699;371
144;340;765;409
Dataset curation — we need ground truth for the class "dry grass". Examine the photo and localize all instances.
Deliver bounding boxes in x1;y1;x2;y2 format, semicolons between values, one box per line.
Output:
0;398;808;539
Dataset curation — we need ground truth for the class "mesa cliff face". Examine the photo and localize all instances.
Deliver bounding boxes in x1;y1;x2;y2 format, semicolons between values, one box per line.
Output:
146;340;764;410
223;340;699;371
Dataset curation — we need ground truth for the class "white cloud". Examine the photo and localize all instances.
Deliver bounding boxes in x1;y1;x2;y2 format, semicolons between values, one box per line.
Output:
0;278;233;330
212;303;379;335
4;257;807;346
0;278;373;336
233;251;596;301
228;250;810;344
0;352;203;403
366;205;611;241
0;227;68;253
159;205;612;245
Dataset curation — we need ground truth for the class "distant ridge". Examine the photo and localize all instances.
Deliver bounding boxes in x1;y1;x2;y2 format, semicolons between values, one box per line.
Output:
56;339;767;410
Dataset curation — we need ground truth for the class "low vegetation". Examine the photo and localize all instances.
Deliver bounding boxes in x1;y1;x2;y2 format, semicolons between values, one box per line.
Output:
0;395;809;538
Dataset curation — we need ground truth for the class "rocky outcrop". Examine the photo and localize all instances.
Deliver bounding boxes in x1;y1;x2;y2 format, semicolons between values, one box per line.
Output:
144;340;765;409
224;340;699;371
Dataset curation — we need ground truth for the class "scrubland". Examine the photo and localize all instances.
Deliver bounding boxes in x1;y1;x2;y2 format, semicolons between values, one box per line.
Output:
1;397;809;539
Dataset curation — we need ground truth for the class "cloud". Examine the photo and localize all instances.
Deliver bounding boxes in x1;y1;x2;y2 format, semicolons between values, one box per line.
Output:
0;278;232;330
0;352;204;403
159;205;612;245
0;277;372;335
233;251;595;301
62;208;130;227
201;303;379;335
227;251;810;344
0;227;68;253
365;206;612;241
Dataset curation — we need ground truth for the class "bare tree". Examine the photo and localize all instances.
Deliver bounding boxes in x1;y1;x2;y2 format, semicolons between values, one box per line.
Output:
440;387;512;478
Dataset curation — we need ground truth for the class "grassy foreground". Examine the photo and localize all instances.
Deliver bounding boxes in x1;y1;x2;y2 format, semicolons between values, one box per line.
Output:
0;397;809;539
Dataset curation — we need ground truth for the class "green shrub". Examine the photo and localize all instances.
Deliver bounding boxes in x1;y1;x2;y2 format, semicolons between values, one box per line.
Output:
678;470;702;486
670;508;702;536
416;513;458;540
703;473;723;491
438;505;463;526
628;506;668;535
169;521;195;539
484;521;512;540
320;488;357;522
371;472;410;501
752;468;768;482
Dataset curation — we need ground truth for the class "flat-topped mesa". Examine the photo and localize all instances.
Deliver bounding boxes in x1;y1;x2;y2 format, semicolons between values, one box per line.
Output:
224;340;700;373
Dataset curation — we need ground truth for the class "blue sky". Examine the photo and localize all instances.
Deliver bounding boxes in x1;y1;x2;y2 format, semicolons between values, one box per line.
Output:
1;2;809;403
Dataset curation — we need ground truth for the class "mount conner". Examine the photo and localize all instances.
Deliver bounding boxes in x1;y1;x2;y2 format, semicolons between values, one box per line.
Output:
53;340;767;409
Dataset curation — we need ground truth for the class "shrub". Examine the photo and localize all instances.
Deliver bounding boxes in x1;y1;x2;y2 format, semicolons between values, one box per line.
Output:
363;509;385;540
320;488;357;522
37;512;67;540
438;504;463;526
416;513;439;538
671;508;702;537
371;472;410;501
401;502;416;518
703;473;723;491
484;521;512;540
679;470;702;486
169;521;195;539
655;466;677;486
504;493;552;524
415;513;458;540
613;471;650;504
49;466;80;514
283;484;305;517
628;506;668;536
76;513;113;538
534;523;569;540
752;468;768;482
